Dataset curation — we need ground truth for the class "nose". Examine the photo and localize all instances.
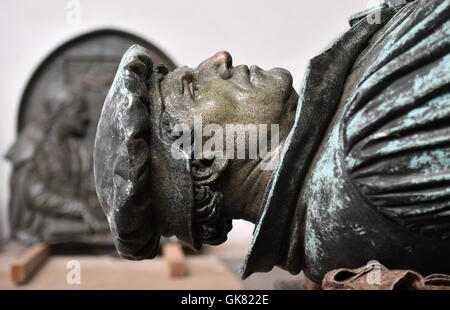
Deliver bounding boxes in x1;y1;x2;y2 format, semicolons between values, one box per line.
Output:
214;51;232;69
197;51;233;80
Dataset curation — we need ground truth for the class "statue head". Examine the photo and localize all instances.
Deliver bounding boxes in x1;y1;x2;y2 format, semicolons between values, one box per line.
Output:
94;45;298;259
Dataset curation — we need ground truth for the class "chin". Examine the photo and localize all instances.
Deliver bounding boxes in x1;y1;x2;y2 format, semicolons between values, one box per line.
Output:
278;72;296;102
268;68;293;98
286;87;299;111
270;67;293;84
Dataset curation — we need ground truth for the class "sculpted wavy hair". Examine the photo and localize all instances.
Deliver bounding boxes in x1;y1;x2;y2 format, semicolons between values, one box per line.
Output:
191;159;232;245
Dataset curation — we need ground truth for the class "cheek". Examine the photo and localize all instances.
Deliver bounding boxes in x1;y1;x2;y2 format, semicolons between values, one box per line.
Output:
194;81;286;126
239;90;285;125
195;85;240;125
196;98;234;125
196;91;284;126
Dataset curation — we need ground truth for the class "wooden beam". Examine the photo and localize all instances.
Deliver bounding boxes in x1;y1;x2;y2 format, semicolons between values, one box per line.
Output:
162;243;186;277
10;243;50;284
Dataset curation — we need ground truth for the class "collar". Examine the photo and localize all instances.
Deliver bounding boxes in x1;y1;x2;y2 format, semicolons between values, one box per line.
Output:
240;6;397;279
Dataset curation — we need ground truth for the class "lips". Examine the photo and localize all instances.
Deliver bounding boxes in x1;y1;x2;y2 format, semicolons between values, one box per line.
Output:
231;65;252;88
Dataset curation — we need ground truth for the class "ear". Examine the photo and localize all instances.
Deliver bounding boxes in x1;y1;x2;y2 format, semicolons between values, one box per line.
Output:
191;155;229;186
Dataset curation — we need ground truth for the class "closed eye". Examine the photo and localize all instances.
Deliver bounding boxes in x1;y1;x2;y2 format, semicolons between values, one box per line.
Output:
183;79;197;101
191;81;198;100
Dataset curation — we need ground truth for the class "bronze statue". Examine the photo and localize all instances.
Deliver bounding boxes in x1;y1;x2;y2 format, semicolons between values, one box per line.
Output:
94;0;450;284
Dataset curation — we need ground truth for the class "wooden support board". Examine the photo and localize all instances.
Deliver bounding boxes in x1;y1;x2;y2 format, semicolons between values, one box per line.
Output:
0;255;242;290
10;243;50;284
162;243;187;277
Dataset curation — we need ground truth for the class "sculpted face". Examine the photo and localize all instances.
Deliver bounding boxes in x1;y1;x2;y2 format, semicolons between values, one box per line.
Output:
157;51;298;137
150;51;299;222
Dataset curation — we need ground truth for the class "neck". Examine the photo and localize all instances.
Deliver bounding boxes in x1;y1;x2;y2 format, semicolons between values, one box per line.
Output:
221;139;286;223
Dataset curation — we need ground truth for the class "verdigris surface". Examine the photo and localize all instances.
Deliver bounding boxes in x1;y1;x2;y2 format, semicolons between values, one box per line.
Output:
94;0;450;282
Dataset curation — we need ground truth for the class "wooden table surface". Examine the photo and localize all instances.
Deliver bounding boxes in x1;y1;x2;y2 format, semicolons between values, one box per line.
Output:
0;243;242;290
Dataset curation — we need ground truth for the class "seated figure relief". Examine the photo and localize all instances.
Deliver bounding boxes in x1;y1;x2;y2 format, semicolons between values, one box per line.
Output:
7;90;109;243
94;0;450;284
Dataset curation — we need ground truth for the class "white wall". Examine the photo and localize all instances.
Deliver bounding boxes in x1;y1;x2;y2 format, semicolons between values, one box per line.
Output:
0;0;369;241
